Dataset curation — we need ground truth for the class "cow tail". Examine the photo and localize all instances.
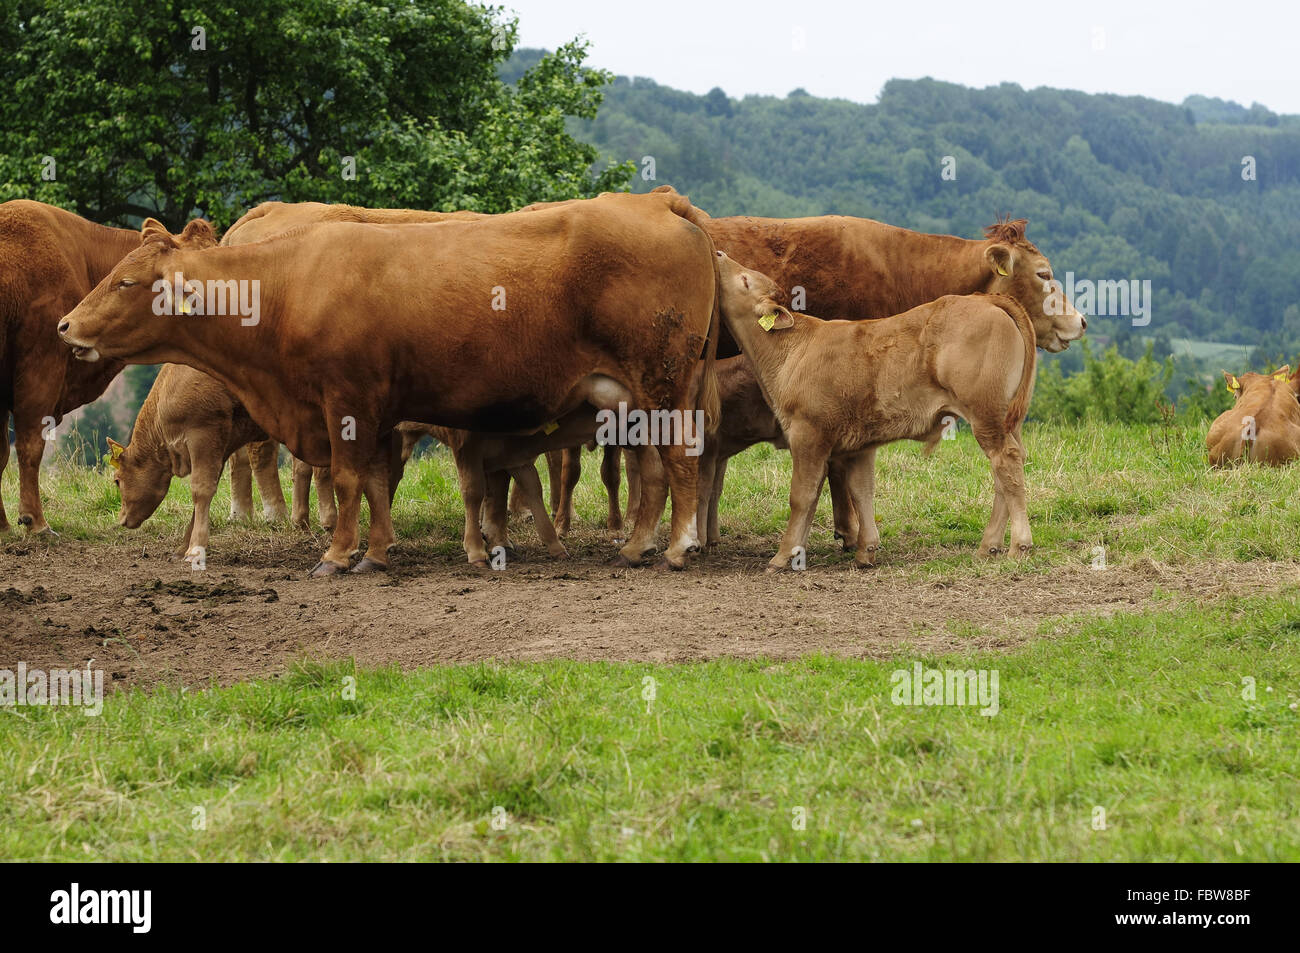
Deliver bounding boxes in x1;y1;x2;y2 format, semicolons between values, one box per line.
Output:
993;294;1037;432
700;251;722;434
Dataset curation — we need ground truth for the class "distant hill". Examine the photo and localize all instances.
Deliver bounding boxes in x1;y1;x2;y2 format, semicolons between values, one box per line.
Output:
506;52;1300;363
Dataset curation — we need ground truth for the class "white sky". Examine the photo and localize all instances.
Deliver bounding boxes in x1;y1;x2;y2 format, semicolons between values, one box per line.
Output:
504;0;1300;114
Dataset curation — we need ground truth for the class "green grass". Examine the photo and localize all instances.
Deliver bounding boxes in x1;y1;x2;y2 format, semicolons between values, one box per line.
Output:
2;593;1298;860
19;419;1300;574
4;419;1300;860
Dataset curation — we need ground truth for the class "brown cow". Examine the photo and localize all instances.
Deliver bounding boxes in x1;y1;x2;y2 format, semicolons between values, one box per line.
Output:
714;251;1037;570
1208;366;1300;466
59;190;720;573
563;206;1086;547
107;363;291;562
0;201;143;533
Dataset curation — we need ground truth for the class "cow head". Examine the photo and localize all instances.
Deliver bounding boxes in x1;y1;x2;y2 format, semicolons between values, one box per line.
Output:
105;436;172;528
715;251;795;329
58;218;217;362
1223;365;1298;404
980;219;1086;353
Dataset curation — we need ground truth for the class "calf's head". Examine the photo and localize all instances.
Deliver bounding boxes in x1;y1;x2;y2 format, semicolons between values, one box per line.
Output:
1223;365;1299;407
715;251;795;331
980;218;1086;353
105;436;172;529
58;218;217;363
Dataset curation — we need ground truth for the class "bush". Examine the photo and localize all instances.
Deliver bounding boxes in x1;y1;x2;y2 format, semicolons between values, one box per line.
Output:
1030;340;1174;424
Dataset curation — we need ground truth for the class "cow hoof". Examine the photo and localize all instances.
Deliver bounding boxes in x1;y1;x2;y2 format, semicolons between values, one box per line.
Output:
1015;544;1034;557
764;564;787;575
350;557;388;574
835;533;854;552
981;546;1005;558
853;559;877;570
609;553;637;568
26;523;56;537
548;546;569;560
469;559;490;570
309;560;347;577
655;556;686;572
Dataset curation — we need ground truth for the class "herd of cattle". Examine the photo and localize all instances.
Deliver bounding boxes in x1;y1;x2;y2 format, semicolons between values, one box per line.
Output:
2;186;1296;575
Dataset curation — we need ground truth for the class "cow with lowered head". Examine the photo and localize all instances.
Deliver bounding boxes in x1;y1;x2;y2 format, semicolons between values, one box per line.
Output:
1208;365;1300;467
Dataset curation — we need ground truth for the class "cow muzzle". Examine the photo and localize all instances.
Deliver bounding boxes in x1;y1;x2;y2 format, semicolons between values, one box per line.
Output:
57;320;100;362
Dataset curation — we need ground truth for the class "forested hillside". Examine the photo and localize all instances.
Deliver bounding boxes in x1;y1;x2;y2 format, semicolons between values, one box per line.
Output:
554;60;1300;369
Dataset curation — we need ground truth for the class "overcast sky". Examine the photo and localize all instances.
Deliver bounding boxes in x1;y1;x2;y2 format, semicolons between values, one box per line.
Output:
504;0;1300;114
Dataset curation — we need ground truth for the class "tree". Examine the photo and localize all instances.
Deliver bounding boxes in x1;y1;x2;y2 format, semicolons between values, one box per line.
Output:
0;0;631;228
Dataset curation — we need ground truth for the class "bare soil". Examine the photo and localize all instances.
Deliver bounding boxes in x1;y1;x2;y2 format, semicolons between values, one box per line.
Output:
2;528;1296;690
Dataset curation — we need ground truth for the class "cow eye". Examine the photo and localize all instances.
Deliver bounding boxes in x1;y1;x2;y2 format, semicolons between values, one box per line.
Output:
117;278;136;289
1037;271;1051;281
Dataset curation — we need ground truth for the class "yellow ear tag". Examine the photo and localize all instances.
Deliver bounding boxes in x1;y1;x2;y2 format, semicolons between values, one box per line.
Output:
996;264;1010;277
1275;372;1289;382
542;421;559;435
758;313;777;332
178;297;192;314
1227;376;1240;393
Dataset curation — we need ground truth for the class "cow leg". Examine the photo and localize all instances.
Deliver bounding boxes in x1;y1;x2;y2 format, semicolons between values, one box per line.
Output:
695;440;719;552
450;440;491;567
228;446;254;521
707;454;728;548
827;457;861;552
768;431;830;573
554;446;581;536
314;467;337;532
600;443;623;531
290;457;312;528
973;426;1017;556
841;448;881;568
0;419;10;532
656;440;701;569
12;411;55;534
353;449;396;572
248;439;288;522
624;448;642;530
615;443;668;565
313;419;372;574
992;432;1032;555
511;463;567;559
184;454;223;566
482;469;513;554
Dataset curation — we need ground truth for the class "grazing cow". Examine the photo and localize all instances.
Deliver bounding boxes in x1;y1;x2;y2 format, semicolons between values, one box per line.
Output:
0;201;144;533
59;190;720;574
107;363;291;562
1208;365;1300;466
714;251;1038;571
563;205;1087;547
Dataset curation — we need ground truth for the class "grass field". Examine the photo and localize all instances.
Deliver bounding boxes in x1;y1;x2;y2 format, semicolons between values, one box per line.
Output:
3;420;1299;860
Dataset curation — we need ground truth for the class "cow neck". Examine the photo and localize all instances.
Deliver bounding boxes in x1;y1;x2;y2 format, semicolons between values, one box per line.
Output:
723;311;810;397
85;224;145;289
126;372;168;462
877;236;992;316
153;244;279;395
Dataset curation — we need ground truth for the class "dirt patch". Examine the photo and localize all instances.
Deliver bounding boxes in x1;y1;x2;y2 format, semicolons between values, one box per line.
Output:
1;530;1296;691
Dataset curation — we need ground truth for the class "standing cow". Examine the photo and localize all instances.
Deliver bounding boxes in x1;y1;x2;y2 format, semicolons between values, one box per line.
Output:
558;201;1087;548
0;201;144;534
59;190;720;574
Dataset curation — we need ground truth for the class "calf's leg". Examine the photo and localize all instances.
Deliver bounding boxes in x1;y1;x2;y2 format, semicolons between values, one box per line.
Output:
600;443;623;531
314;466;337;531
827;457;861;551
228;446;254;520
554;446;581;535
290;457;312;528
184;453;223;566
248;439;288;521
768;430;831;573
840;448;881;568
511;463;567;558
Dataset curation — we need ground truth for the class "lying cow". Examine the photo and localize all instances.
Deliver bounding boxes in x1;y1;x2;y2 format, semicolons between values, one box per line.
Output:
563;205;1086;548
0;201;151;534
714;251;1038;571
1208;366;1300;466
60;190;720;574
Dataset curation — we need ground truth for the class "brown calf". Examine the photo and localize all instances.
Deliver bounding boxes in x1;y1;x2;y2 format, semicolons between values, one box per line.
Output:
1208;366;1300;466
715;251;1037;571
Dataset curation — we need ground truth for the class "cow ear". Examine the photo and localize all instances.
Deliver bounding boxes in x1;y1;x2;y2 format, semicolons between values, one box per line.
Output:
985;244;1014;278
1223;370;1241;394
140;218;178;249
180;218;218;248
758;306;795;331
1272;365;1290;381
106;436;125;468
